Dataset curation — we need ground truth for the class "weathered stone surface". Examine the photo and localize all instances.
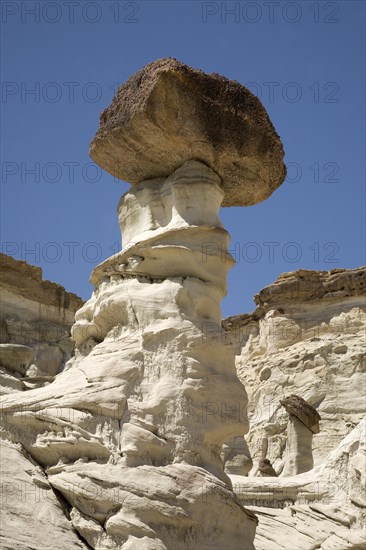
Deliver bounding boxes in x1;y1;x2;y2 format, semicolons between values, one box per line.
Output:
2;51;364;549
282;414;315;476
0;439;86;549
0;344;33;376
223;267;366;471
230;417;366;550
280;394;321;434
1;162;256;549
90;57;286;207
258;458;277;477
221;436;253;476
0;253;83;392
0;253;83;312
253;267;366;308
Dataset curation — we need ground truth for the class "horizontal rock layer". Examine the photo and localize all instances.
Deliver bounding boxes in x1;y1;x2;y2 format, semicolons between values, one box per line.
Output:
0;254;83;394
222;266;366;472
230;418;366;549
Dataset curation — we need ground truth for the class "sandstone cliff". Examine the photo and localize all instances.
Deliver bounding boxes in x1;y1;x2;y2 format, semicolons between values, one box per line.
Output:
223;267;366;472
221;267;366;549
0;253;83;393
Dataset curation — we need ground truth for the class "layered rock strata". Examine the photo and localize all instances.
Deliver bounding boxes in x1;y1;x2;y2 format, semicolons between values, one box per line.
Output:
0;161;258;549
222;267;366;473
230;417;366;550
0;253;83;394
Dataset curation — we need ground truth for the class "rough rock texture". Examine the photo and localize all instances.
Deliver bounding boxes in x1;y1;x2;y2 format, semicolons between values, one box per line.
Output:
221;436;253;476
280;395;321;476
3;55;287;546
230;417;366;550
0;161;257;550
282;414;315;476
223;267;366;475
280;394;321;434
90;57;286;207
0;253;83;393
257;458;277;477
0;439;87;549
4;58;363;549
0;344;34;376
253;267;365;308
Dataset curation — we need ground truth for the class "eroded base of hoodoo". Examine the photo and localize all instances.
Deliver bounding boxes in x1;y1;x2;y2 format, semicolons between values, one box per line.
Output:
50;461;257;550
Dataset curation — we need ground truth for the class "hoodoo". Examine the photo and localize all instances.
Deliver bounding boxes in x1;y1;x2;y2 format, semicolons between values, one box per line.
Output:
0;58;287;549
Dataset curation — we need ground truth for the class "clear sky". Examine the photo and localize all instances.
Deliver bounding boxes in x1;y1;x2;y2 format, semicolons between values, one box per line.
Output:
1;0;365;317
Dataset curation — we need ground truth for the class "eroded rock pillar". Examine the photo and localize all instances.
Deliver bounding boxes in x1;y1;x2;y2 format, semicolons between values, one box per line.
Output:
281;394;321;476
0;57;287;550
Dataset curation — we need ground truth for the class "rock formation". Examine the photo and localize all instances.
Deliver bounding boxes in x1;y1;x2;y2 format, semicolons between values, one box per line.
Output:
0;439;86;549
222;267;366;549
280;395;321;476
221;436;253;476
0;253;83;394
90;57;286;207
223;267;366;474
0;59;286;549
230;417;366;550
3;58;363;550
257;458;277;477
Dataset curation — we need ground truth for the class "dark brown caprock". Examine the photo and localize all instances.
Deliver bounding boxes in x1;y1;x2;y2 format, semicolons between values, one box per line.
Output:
281;394;321;434
90;57;286;207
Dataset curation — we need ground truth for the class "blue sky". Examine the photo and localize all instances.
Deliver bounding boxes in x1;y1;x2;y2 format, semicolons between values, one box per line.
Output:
1;0;365;317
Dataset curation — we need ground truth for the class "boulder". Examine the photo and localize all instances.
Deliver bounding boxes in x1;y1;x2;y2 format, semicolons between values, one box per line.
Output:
90;57;286;207
280;394;321;434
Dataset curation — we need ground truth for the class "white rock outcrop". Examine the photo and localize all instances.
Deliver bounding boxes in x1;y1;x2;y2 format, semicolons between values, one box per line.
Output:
0;439;87;549
280;394;321;476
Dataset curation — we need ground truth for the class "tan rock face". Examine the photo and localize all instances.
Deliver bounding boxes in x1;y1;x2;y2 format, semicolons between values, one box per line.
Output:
223;266;366;472
90;57;286;207
0;253;83;312
279;395;320;476
0;254;84;396
0;344;33;376
253;267;366;308
282;414;315;476
0;254;83;393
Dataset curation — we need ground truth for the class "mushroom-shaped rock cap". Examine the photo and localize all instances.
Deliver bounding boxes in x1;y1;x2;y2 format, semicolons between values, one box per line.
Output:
280;395;321;434
258;458;277;477
90;58;286;207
